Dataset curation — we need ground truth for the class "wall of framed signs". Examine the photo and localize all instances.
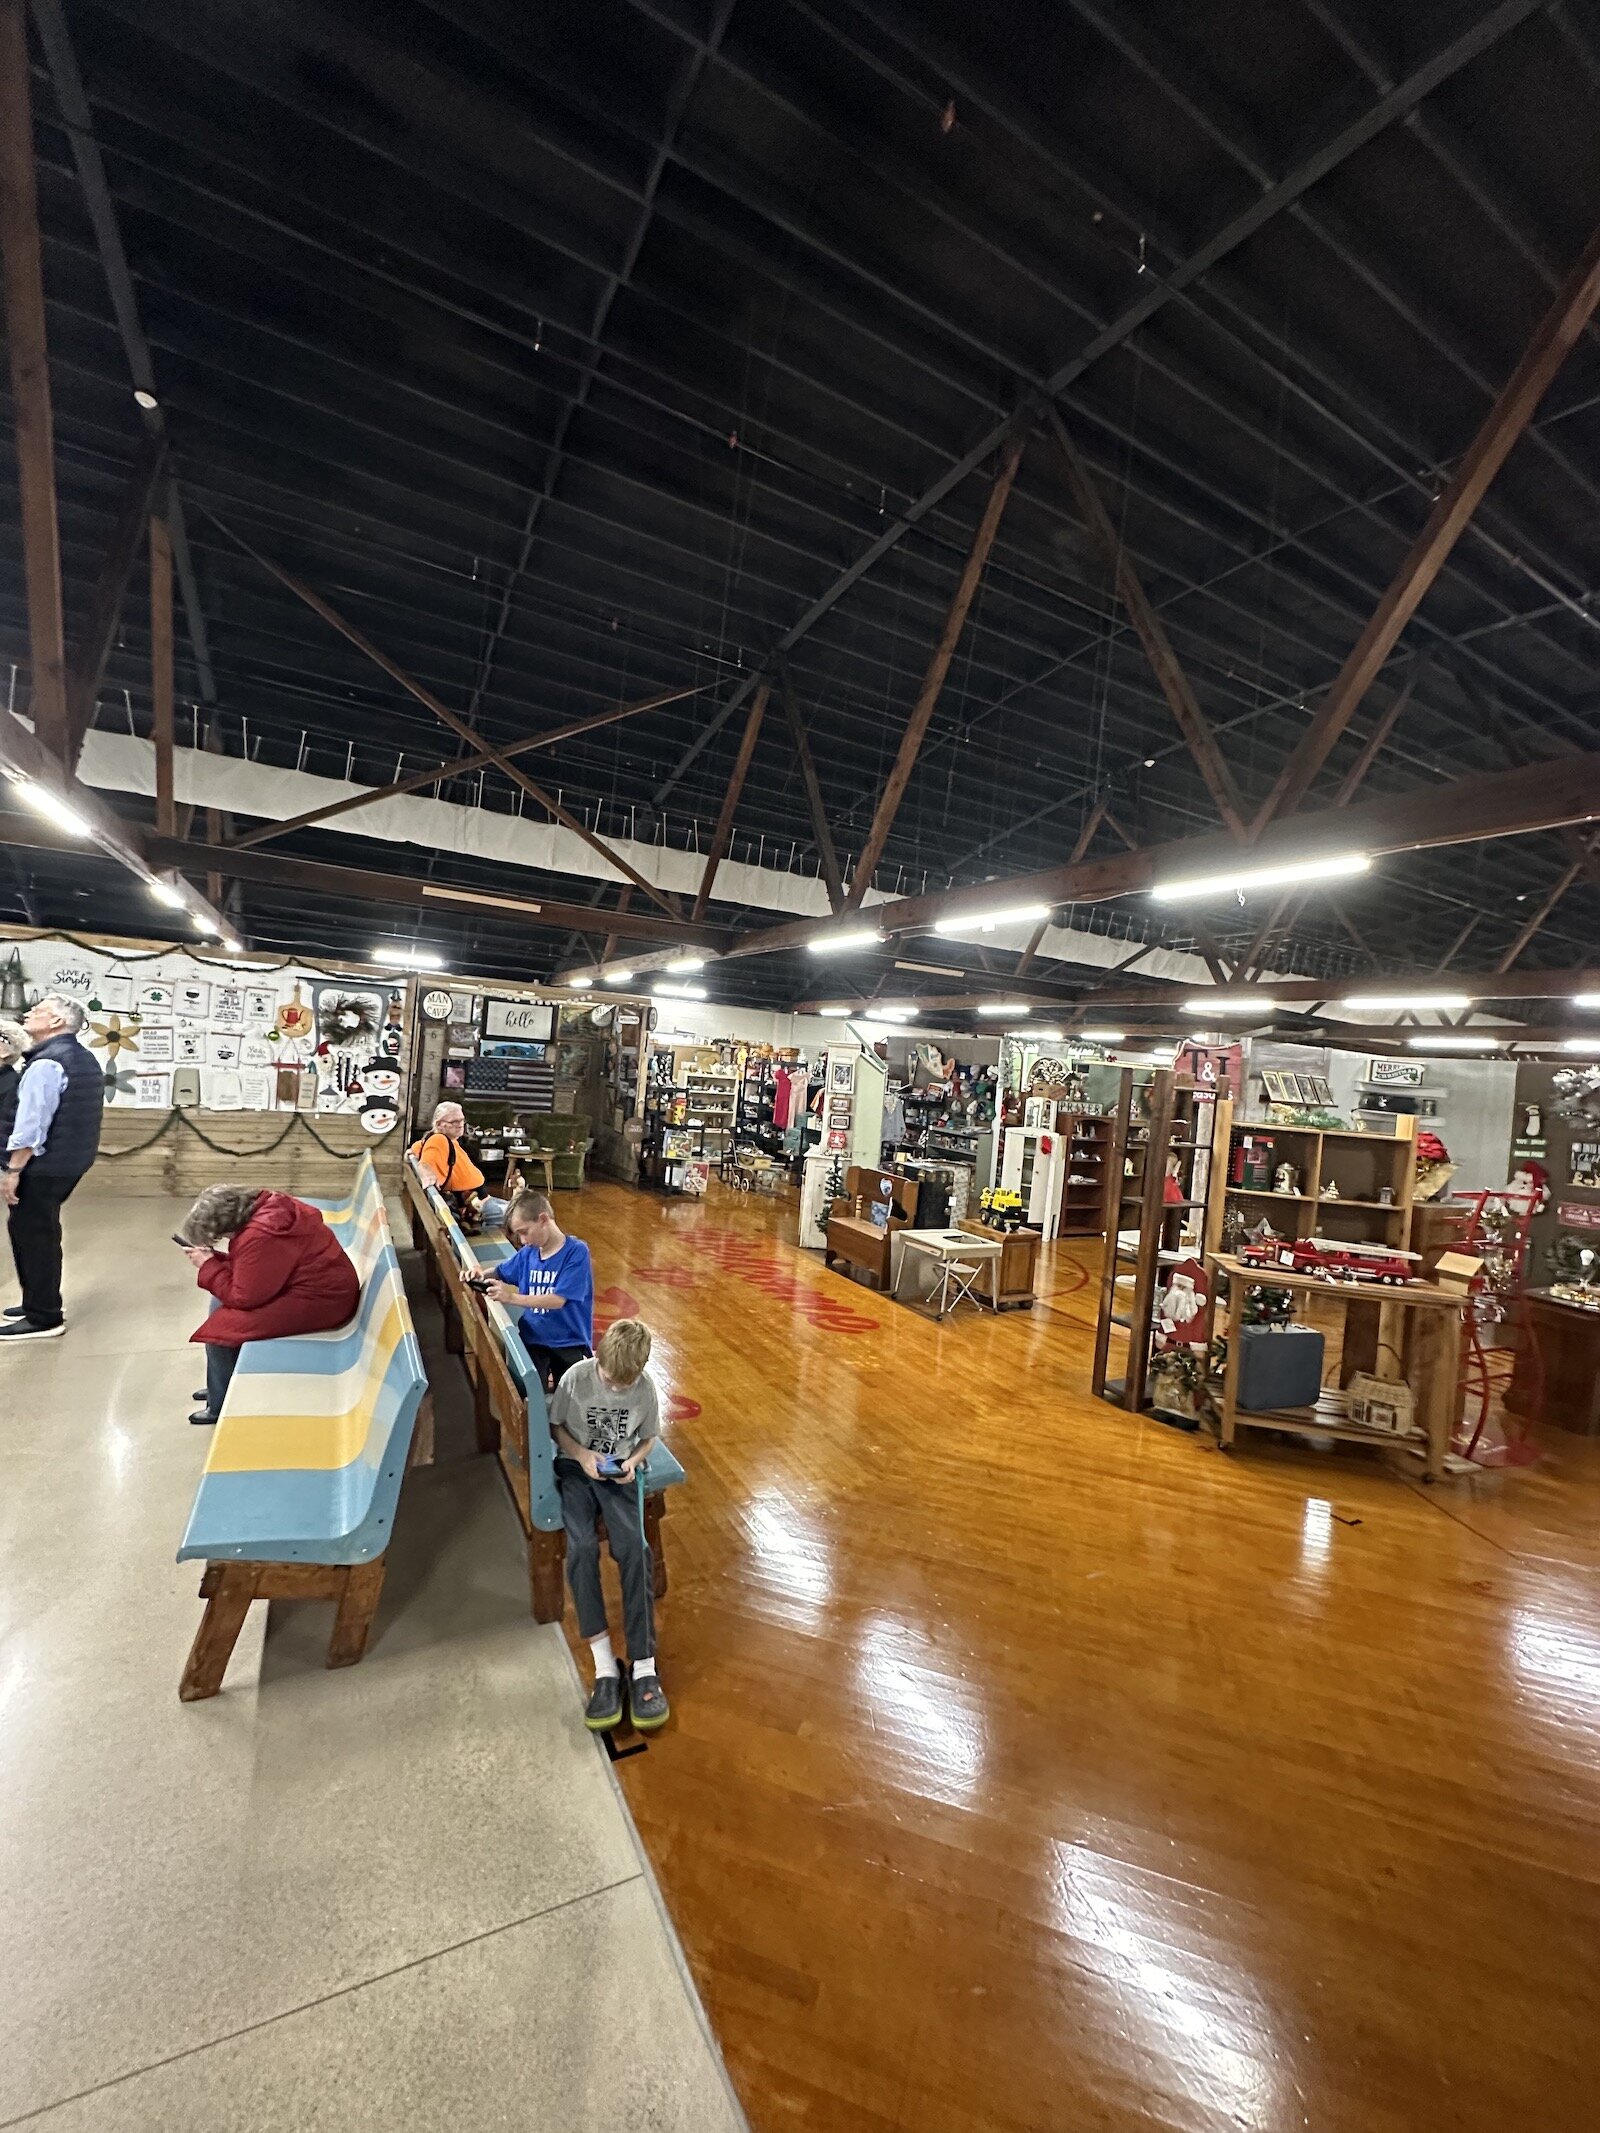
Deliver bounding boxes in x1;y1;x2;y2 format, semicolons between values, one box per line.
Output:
0;933;411;1138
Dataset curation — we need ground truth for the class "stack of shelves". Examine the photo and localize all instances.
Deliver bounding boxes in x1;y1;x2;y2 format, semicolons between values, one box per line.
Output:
1224;1117;1417;1252
642;1063;740;1191
1091;1069;1231;1413
1057;1111;1114;1238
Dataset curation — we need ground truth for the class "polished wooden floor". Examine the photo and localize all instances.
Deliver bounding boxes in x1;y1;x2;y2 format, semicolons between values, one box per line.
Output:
553;1180;1600;2132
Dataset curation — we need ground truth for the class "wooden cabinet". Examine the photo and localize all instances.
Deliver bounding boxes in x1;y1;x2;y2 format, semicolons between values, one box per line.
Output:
1057;1110;1114;1237
958;1219;1040;1307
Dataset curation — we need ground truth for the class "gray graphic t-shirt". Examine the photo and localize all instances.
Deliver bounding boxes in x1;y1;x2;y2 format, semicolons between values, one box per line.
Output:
549;1357;660;1460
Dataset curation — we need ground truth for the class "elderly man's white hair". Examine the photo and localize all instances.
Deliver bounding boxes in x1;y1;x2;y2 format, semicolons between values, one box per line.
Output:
0;1017;30;1062
431;1100;465;1127
33;994;86;1034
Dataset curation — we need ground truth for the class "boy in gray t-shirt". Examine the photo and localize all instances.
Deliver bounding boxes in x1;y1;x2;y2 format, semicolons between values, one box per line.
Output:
549;1318;668;1732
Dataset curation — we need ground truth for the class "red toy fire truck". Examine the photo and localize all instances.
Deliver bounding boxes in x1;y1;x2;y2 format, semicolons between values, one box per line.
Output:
1237;1234;1420;1285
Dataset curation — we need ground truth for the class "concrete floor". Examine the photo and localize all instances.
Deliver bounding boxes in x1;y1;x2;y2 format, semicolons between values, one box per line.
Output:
0;1192;744;2133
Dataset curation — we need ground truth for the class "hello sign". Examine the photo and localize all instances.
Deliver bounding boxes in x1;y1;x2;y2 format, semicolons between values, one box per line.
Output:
482;998;555;1041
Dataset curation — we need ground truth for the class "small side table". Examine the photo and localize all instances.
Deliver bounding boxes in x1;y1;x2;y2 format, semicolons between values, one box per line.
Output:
958;1219;1040;1308
890;1228;1003;1319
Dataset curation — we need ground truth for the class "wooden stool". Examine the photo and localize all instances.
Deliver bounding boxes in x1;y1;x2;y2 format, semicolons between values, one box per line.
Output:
521;1152;556;1194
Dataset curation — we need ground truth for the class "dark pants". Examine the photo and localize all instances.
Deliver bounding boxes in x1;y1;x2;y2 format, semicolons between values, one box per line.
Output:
204;1341;240;1418
520;1332;591;1394
556;1457;655;1660
6;1169;83;1327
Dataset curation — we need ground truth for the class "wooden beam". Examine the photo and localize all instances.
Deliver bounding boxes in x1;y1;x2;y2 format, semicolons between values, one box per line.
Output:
1253;215;1600;831
202;512;683;919
64;432;168;765
225;682;711;851
1237;662;1424;977
0;0;69;762
1494;838;1598;972
691;682;768;921
724;748;1600;964
1047;409;1247;837
123;835;728;946
149;506;174;838
776;656;844;912
842;424;1028;909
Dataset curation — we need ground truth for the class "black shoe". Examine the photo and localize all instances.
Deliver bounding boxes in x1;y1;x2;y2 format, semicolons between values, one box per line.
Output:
189;1409;218;1426
0;1318;64;1341
583;1672;624;1731
193;1387;206;1400
4;1303;26;1317
629;1670;670;1729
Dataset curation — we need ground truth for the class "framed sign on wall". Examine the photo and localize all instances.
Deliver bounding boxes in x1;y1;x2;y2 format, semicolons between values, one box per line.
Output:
483;997;555;1042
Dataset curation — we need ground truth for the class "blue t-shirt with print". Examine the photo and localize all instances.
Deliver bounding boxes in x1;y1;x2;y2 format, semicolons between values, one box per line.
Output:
497;1235;594;1350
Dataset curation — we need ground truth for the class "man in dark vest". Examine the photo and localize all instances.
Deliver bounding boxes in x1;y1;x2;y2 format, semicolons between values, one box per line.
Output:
0;995;103;1341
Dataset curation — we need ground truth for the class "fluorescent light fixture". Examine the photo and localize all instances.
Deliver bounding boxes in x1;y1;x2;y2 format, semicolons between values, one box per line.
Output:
977;1002;1029;1018
1405;1034;1500;1050
1151;851;1370;902
133;388;159;410
1572;993;1600;1008
565;974;594;988
372;945;443;969
1077;1029;1126;1042
932;902;1052;936
11;774;92;839
664;955;707;974
1560;1037;1600;1052
1342;992;1472;1012
222;938;243;956
816;1003;850;1015
1181;995;1279;1015
602;969;634;985
807;928;883;955
148;878;186;909
192;913;219;936
867;1001;917;1018
654;982;707;1000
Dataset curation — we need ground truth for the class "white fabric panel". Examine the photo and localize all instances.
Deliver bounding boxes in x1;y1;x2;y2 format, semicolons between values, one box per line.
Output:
77;732;1223;989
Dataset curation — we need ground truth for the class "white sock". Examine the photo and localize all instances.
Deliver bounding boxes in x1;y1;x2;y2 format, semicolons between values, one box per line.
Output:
589;1634;617;1680
632;1655;657;1679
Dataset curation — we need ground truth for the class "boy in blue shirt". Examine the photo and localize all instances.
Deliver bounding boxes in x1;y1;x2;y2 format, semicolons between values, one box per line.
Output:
485;1191;594;1391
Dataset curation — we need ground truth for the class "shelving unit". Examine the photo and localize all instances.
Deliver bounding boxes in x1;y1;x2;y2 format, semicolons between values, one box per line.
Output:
1224;1117;1418;1252
1092;1070;1232;1413
1057;1111;1115;1238
642;1056;740;1192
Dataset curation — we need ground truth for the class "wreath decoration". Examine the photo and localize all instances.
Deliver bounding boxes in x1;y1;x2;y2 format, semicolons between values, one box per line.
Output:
315;991;381;1049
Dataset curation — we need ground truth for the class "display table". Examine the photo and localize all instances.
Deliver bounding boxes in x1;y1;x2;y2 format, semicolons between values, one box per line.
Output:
890;1228;1003;1318
958;1219;1040;1307
1208;1254;1468;1482
1508;1290;1600;1435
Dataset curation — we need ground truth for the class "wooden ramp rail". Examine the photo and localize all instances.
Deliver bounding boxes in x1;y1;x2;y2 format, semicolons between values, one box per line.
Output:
175;1155;429;1700
401;1157;683;1623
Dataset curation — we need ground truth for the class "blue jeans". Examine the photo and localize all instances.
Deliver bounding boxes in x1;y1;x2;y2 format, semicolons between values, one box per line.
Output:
205;1341;239;1418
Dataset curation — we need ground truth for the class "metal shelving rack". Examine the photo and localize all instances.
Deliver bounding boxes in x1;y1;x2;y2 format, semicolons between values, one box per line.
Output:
1091;1068;1231;1413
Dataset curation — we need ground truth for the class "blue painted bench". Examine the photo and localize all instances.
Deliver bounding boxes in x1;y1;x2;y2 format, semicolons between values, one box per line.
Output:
402;1156;684;1622
176;1155;428;1701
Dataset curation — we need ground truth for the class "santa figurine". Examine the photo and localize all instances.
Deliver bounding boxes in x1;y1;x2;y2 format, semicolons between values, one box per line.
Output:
1498;1159;1550;1216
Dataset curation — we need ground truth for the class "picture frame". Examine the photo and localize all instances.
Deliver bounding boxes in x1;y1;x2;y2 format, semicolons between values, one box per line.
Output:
483;997;555;1042
1570;1141;1600;1189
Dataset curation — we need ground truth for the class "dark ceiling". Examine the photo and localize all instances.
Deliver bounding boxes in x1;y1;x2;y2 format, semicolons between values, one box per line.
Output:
5;0;1600;1007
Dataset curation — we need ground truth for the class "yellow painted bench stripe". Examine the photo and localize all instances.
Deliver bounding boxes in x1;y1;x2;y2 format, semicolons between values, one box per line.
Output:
203;1296;408;1473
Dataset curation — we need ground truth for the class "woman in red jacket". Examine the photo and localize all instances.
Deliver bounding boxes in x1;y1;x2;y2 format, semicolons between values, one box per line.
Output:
179;1183;361;1425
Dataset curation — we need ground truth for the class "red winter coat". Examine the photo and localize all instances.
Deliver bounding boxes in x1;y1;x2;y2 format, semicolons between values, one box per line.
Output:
191;1191;361;1346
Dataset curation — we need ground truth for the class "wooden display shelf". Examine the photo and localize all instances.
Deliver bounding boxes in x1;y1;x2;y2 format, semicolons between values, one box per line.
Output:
1226;1117;1417;1251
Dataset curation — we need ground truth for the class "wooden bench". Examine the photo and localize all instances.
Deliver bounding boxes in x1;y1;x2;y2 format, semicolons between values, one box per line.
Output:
824;1166;919;1290
403;1157;684;1622
175;1155;429;1701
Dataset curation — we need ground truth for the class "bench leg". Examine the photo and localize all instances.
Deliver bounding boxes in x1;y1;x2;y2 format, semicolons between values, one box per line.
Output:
530;1528;565;1624
179;1564;259;1702
442;1296;464;1355
472;1364;500;1455
408;1390;435;1470
644;1494;668;1599
326;1558;388;1669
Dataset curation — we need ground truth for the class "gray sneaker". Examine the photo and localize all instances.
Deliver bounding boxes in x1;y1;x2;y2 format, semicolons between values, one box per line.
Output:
583;1672;624;1731
629;1671;669;1729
